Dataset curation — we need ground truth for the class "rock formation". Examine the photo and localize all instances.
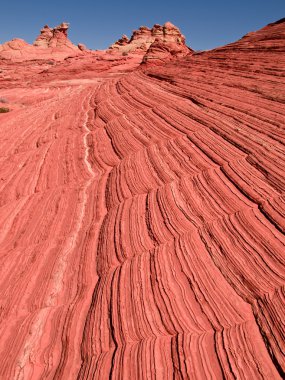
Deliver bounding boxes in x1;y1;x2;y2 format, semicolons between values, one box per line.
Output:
142;22;191;65
33;22;76;49
110;34;130;48
77;43;87;51
109;21;191;61
0;38;32;59
0;18;285;380
0;22;81;61
109;26;153;53
0;21;190;64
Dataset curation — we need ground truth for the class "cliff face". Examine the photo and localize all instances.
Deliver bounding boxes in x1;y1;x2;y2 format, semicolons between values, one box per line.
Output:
0;18;285;380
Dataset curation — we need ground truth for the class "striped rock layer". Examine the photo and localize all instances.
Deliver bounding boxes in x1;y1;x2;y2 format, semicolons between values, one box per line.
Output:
0;18;285;379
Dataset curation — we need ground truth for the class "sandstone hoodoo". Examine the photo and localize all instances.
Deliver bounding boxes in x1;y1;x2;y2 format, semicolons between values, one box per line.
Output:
110;34;130;49
109;21;191;62
109;26;153;53
0;21;190;65
142;22;191;65
0;18;285;380
0;22;82;61
33;22;76;49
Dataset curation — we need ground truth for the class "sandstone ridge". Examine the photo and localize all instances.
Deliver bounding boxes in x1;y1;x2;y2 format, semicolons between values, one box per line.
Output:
0;18;284;380
0;21;192;65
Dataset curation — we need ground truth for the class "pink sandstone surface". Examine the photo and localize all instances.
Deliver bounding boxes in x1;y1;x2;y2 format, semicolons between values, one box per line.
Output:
0;18;285;379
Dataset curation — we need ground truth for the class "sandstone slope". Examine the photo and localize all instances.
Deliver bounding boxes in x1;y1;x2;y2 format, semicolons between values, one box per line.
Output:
0;18;284;379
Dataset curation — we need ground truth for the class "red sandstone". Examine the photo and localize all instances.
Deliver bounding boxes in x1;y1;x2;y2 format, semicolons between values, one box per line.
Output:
0;18;285;379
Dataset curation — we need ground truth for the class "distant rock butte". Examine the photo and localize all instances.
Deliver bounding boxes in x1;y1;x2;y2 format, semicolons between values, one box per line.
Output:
33;22;76;49
0;21;191;64
109;21;191;63
0;21;192;65
0;22;85;61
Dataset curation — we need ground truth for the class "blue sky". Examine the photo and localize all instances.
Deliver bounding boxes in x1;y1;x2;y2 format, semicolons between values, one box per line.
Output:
0;1;284;50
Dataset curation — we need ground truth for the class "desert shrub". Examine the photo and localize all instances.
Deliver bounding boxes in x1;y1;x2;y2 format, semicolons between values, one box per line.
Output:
0;107;9;113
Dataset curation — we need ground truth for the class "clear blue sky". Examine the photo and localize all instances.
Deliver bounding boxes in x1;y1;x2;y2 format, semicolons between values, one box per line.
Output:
0;1;284;50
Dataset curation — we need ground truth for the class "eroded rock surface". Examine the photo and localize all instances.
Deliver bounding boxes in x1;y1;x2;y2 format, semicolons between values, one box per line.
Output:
33;22;76;49
0;22;81;61
109;21;191;62
0;18;285;379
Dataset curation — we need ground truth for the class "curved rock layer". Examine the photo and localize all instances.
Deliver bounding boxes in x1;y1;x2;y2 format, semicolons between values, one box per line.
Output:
0;18;285;379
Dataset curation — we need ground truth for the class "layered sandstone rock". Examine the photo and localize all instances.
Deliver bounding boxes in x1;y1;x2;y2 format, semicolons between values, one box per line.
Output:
109;25;153;53
0;21;190;64
214;17;285;52
110;34;130;49
0;18;285;380
0;38;31;60
143;22;191;65
0;22;81;61
142;22;191;65
109;21;191;62
33;22;76;49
